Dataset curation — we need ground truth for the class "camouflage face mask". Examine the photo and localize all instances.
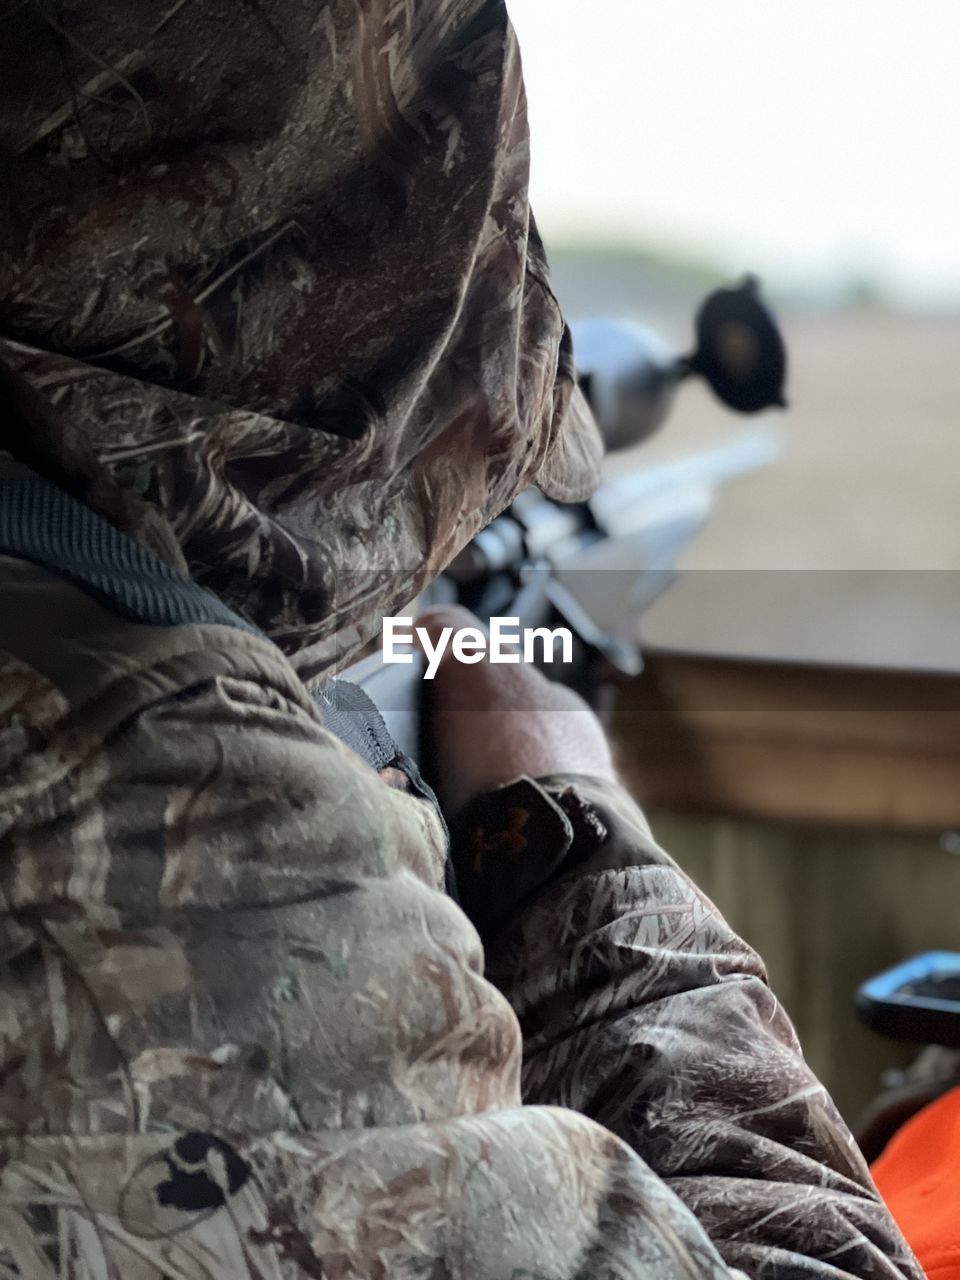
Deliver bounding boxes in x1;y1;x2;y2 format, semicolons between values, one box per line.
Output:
0;0;600;680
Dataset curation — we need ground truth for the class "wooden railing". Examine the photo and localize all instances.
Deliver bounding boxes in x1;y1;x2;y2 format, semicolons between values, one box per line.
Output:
610;650;960;1121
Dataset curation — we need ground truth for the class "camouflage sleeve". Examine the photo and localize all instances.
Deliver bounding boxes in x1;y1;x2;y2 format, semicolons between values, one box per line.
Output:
464;775;923;1280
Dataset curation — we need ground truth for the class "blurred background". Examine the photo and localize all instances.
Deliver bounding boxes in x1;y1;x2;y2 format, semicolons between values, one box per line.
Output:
511;0;960;579
507;0;960;1123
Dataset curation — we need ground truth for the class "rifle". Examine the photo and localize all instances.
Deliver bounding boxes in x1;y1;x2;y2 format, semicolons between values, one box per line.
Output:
339;277;788;763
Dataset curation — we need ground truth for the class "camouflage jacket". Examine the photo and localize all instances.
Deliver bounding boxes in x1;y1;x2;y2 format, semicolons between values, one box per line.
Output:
0;545;920;1278
0;0;922;1275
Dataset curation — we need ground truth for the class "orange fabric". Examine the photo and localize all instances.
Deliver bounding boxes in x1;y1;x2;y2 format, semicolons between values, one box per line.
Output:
872;1085;960;1280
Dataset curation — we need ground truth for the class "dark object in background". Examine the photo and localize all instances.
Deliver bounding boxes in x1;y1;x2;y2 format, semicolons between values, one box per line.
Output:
854;951;960;1162
857;952;960;1047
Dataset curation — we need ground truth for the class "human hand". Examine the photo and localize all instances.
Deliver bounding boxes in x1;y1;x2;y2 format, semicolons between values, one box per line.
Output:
418;605;615;815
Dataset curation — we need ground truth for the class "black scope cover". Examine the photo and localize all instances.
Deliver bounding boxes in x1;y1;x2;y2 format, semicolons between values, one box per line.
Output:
689;277;788;414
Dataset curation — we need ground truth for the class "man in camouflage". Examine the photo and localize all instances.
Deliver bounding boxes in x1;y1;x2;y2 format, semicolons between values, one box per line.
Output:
0;1;922;1276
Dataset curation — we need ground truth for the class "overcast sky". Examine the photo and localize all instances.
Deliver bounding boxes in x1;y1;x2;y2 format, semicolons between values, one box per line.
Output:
508;0;960;306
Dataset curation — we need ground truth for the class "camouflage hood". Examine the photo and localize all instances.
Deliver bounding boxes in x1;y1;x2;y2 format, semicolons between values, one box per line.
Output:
0;0;600;680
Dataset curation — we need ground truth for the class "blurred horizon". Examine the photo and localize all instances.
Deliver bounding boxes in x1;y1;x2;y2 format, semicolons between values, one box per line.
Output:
508;1;960;607
509;0;960;314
